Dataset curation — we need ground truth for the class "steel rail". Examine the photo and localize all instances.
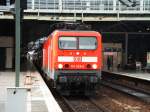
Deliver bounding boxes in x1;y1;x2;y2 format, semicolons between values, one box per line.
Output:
61;96;110;112
101;81;150;103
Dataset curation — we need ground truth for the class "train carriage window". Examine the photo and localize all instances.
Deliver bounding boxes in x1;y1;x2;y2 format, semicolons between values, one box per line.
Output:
59;37;77;49
79;37;97;50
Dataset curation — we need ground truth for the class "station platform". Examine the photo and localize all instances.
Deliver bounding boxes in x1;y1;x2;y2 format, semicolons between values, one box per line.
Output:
102;70;150;82
0;62;62;112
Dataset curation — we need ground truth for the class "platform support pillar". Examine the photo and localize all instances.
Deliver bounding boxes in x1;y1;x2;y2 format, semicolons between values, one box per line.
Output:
113;0;116;11
125;33;128;65
32;0;35;10
6;0;10;6
140;0;143;12
15;0;21;87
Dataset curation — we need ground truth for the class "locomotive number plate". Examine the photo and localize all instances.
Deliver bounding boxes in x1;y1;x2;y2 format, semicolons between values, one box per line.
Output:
71;64;84;68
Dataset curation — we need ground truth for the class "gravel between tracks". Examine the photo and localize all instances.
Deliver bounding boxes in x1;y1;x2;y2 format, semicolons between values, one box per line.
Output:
92;86;150;112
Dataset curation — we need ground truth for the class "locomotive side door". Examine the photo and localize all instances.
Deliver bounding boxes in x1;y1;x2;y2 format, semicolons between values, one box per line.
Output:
48;38;52;77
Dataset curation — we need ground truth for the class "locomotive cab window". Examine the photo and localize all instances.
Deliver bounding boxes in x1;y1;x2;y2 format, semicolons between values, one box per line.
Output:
59;36;97;50
59;37;77;49
79;37;97;50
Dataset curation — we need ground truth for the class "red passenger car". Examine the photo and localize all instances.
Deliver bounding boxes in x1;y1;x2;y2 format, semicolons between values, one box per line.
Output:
42;30;102;95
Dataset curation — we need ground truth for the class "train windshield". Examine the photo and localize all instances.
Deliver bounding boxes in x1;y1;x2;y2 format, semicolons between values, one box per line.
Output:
79;37;97;50
59;37;77;49
59;37;97;50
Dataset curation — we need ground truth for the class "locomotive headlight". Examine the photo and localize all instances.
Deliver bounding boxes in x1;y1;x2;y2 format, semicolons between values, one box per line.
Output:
58;64;63;69
92;64;97;69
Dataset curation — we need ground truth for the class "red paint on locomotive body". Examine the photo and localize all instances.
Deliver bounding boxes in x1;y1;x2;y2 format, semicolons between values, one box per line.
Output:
43;31;102;71
42;30;102;93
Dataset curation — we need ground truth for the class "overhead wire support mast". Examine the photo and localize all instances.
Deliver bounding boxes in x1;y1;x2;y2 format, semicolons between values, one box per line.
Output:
15;0;27;87
15;0;21;87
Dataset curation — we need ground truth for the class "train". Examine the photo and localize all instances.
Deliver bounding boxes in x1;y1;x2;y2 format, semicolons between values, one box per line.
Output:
31;22;102;95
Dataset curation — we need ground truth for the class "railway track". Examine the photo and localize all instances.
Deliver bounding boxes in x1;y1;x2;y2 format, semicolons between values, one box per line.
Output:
51;88;110;112
61;95;110;112
35;63;107;112
101;80;150;103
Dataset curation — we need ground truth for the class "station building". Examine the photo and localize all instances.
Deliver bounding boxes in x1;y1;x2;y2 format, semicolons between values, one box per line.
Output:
0;0;150;70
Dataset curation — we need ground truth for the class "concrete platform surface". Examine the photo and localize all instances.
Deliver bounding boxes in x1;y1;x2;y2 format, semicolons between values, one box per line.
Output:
104;70;150;81
0;70;62;112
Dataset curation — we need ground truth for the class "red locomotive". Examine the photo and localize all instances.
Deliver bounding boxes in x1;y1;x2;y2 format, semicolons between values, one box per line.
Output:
42;28;102;95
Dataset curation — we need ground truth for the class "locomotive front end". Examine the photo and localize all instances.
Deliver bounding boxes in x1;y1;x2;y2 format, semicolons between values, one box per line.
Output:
54;31;102;94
